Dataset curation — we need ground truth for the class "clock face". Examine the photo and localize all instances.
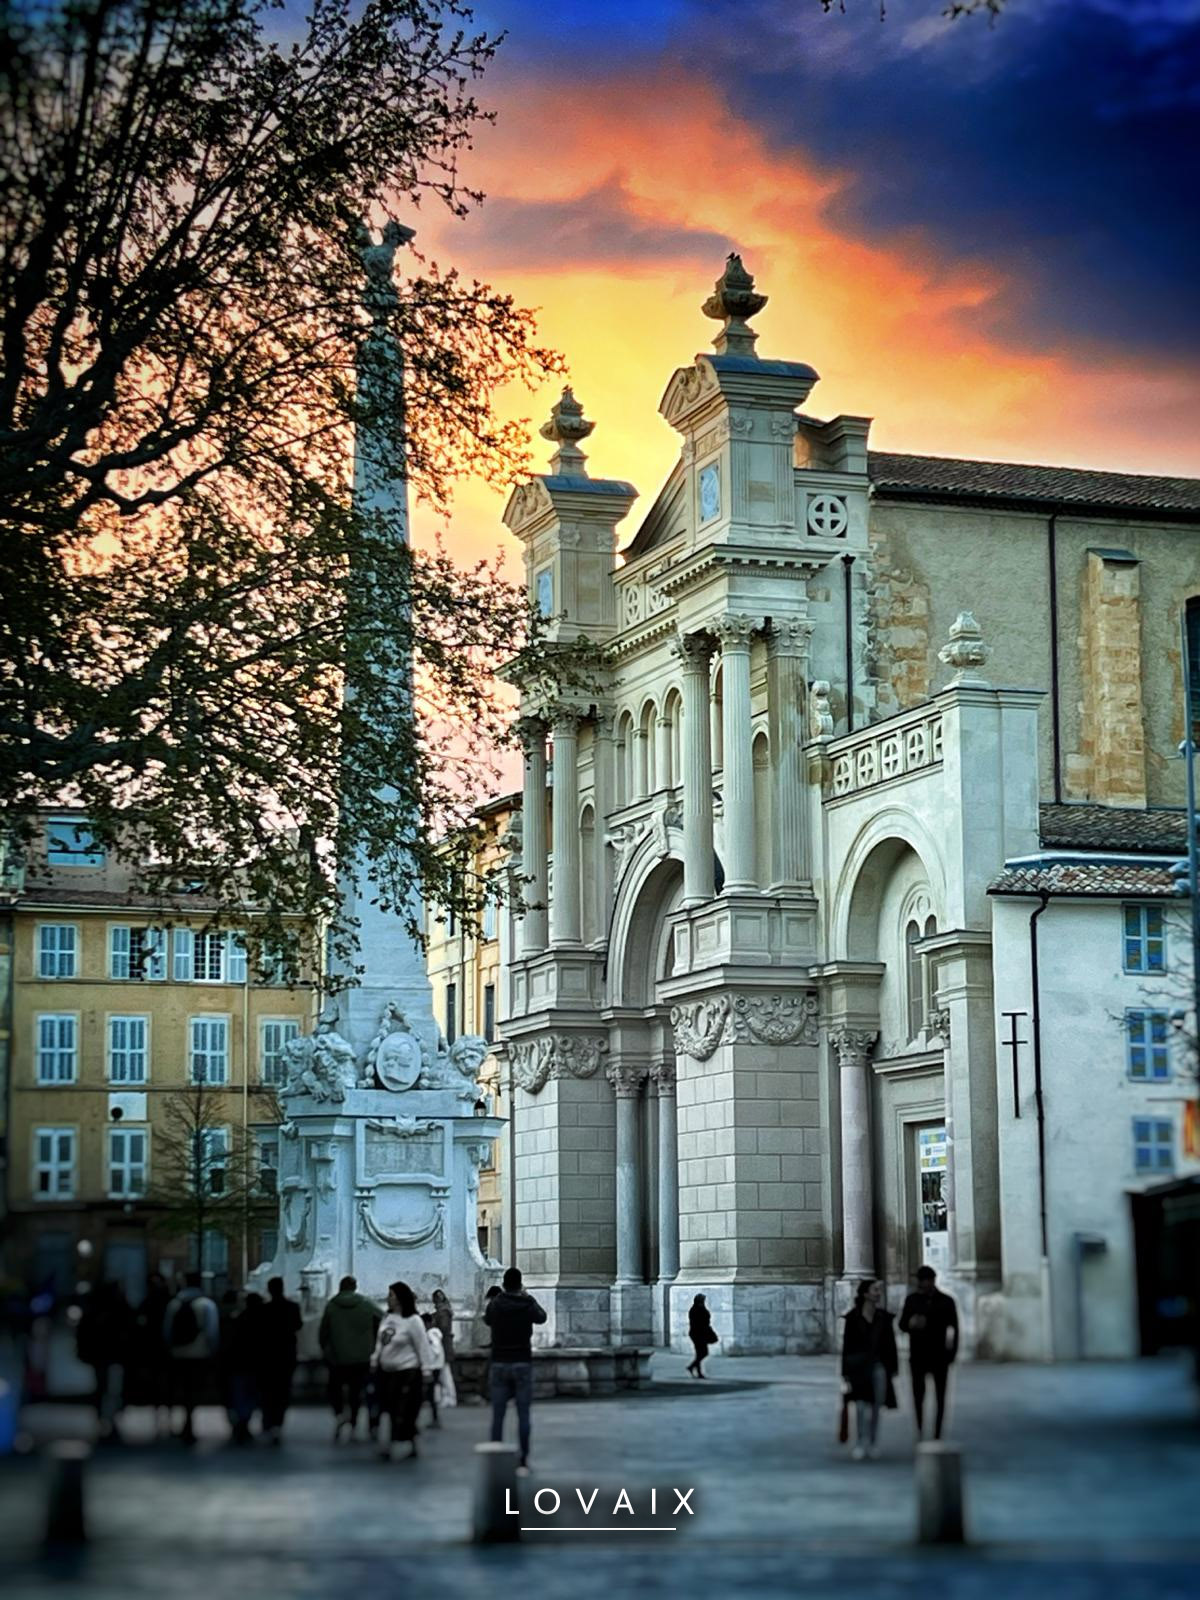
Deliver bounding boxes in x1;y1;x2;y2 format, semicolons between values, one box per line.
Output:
535;568;554;616
699;463;721;524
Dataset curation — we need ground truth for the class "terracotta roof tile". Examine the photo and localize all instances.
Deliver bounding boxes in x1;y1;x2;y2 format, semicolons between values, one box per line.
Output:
1038;804;1187;854
869;451;1200;518
989;862;1180;898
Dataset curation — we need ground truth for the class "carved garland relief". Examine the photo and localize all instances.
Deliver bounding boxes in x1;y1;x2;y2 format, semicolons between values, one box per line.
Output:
511;1032;610;1094
670;992;820;1060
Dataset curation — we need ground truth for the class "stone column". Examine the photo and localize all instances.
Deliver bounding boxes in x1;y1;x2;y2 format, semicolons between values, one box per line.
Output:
655;714;671;792
831;1028;878;1280
673;631;715;906
520;724;549;955
766;618;814;889
550;714;581;946
632;724;650;799
608;1062;645;1284
714;613;757;891
651;1061;679;1287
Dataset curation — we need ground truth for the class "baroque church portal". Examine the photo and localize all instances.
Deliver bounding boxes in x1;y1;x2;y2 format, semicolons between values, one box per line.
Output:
498;255;1200;1358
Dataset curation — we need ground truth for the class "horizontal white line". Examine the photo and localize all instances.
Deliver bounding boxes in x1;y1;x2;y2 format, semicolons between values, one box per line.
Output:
519;1527;677;1533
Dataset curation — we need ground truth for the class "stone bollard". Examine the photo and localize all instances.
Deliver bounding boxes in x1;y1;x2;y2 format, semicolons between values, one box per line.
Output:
472;1442;521;1544
915;1441;966;1545
44;1439;90;1547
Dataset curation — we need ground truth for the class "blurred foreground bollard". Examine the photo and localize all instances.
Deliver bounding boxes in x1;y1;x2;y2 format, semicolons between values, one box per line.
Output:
472;1442;520;1544
45;1440;90;1547
915;1441;965;1545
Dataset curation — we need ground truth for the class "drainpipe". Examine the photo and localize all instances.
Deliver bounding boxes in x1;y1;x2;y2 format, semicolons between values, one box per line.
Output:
1048;513;1063;805
1029;891;1053;1358
842;554;855;734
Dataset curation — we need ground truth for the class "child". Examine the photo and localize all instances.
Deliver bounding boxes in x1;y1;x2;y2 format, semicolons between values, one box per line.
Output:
421;1312;445;1428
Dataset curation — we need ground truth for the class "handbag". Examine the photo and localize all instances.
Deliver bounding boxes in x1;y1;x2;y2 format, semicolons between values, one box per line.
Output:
706;1328;719;1345
838;1394;850;1444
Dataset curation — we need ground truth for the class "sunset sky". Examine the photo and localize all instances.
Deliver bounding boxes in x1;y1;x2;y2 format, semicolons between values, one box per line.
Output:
406;0;1200;563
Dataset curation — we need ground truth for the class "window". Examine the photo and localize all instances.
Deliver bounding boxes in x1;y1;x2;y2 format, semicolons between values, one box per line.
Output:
445;982;458;1045
36;1014;77;1083
1133;1116;1174;1174
447;903;457;939
905;922;923;1041
260;1018;300;1086
108;1015;149;1083
38;924;77;979
173;928;194;981
189;1016;229;1084
190;1230;229;1276
46;816;105;867
193;1127;230;1194
259;1227;279;1263
108;1127;148;1198
482;900;497;942
195;931;226;983
1123;905;1165;973
1126;1011;1171;1081
484;982;496;1044
34;1127;76;1199
173;930;245;983
227;934;248;984
110;926;165;981
254;1131;279;1197
255;939;288;986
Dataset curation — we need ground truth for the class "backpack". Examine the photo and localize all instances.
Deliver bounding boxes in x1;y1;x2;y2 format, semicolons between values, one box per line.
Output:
170;1297;201;1349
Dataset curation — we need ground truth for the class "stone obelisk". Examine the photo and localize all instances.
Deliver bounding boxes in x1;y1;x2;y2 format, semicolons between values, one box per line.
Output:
253;224;502;1333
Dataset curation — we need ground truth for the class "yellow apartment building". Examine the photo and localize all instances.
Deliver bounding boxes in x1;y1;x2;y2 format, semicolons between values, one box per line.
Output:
3;813;316;1301
425;792;517;1265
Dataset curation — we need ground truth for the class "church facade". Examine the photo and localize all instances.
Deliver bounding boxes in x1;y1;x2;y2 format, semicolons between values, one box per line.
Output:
497;256;1200;1358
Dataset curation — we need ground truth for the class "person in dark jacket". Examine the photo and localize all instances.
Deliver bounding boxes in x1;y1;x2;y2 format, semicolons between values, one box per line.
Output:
484;1266;546;1473
227;1292;266;1443
431;1288;455;1365
76;1281;135;1441
259;1277;303;1444
899;1265;959;1440
133;1272;172;1432
320;1275;381;1442
841;1279;899;1460
686;1294;716;1379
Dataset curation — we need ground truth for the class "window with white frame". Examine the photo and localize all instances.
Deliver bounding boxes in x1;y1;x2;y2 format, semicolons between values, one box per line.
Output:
260;1018;300;1086
108;1015;149;1083
1133;1116;1174;1174
46;816;105;867
36;1014;77;1083
37;924;77;979
108;1126;148;1198
1123;904;1165;973
193;1127;230;1194
173;929;247;984
482;900;497;942
1126;1011;1171;1081
254;1130;279;1196
34;1127;76;1198
255;938;289;986
109;926;165;981
189;1016;229;1084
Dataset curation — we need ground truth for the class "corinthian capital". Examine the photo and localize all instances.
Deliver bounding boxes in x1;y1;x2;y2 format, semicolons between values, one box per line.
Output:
828;1027;878;1067
713;612;758;652
768;617;815;657
671;630;715;673
605;1061;646;1098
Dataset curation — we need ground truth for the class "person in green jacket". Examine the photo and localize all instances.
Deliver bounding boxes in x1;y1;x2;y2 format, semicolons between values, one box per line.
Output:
319;1276;381;1442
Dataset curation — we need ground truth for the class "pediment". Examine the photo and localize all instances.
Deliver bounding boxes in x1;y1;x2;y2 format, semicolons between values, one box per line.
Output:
659;358;720;430
502;478;554;535
622;459;688;561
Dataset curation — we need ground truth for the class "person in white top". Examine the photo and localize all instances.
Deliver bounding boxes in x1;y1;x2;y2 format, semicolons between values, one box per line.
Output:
370;1280;434;1461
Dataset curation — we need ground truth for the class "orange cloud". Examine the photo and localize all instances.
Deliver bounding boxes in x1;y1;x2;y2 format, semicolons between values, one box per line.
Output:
409;66;1200;570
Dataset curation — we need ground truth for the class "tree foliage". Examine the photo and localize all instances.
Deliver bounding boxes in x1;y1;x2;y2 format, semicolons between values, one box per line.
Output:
0;0;565;972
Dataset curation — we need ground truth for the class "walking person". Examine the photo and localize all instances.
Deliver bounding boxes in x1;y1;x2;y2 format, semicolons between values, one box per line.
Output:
163;1271;220;1444
370;1282;434;1461
899;1265;959;1440
76;1280;134;1442
686;1293;717;1378
485;1266;546;1474
841;1279;899;1461
319;1275;381;1442
421;1313;445;1428
227;1292;266;1444
133;1272;172;1434
259;1276;303;1444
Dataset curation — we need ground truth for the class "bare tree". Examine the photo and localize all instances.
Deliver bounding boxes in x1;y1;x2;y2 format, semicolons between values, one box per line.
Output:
0;0;567;971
